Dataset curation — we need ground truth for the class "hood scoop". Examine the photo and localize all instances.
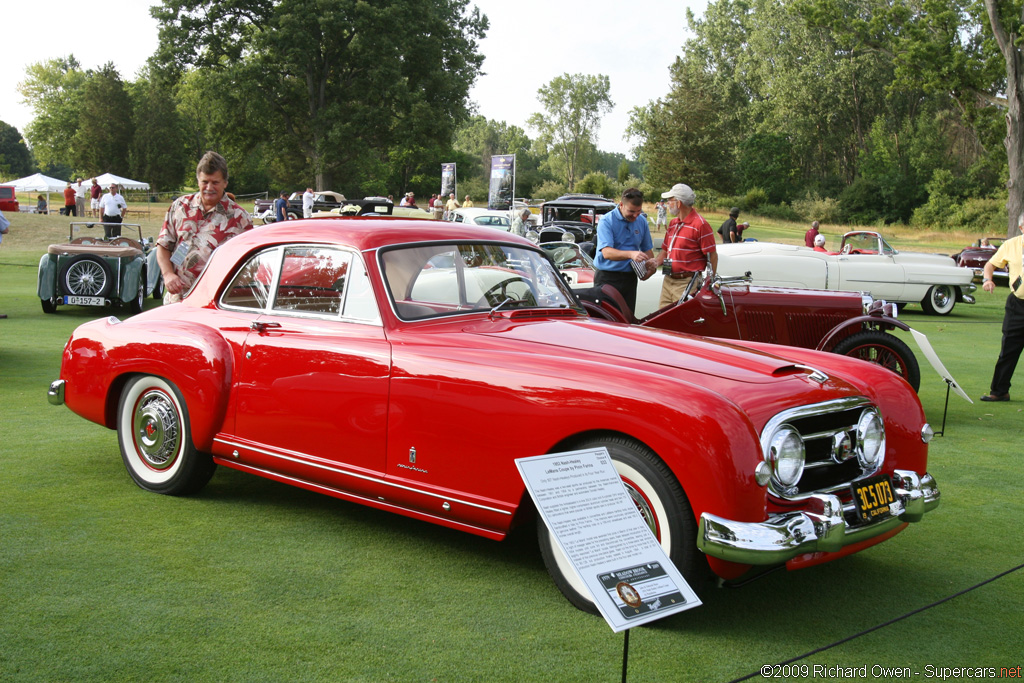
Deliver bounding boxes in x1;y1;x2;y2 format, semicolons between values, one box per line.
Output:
773;364;829;384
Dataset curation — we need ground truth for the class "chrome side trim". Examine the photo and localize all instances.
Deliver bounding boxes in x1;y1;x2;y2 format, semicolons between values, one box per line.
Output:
697;469;939;565
47;379;66;406
212;437;512;516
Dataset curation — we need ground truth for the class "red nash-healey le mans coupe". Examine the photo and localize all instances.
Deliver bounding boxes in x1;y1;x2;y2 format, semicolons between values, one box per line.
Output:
49;219;940;612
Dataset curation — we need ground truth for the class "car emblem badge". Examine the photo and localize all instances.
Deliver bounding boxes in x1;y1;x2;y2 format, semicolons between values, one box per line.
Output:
832;433;854;463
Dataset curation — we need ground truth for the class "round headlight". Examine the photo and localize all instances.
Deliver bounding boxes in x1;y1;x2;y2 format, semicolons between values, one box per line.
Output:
856;409;885;469
525;230;540;244
562;232;576;243
768;426;805;490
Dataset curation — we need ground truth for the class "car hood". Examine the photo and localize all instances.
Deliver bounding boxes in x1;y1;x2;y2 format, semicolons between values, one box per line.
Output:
463;315;848;388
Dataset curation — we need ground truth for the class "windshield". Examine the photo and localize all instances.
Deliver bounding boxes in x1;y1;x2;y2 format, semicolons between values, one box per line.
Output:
380;242;583;320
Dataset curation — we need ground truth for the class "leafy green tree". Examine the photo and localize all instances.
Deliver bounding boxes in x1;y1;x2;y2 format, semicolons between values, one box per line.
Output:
528;73;613;190
0;121;34;178
152;0;488;193
72;64;134;176
737;133;797;203
128;72;187;191
17;56;88;172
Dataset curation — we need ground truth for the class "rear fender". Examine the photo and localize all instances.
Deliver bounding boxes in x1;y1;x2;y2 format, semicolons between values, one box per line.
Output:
62;318;233;451
38;254;57;299
121;258;145;300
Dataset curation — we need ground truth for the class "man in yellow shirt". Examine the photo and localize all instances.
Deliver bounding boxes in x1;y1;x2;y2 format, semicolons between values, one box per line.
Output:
980;215;1024;401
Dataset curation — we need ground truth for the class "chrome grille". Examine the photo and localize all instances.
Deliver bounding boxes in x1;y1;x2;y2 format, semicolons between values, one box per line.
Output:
761;397;883;497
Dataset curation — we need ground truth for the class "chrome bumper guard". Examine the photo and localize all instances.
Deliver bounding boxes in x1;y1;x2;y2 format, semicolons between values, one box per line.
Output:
697;470;939;565
48;379;65;406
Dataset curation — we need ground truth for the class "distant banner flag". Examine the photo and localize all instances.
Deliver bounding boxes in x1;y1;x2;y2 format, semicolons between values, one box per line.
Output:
441;163;456;199
488;155;515;211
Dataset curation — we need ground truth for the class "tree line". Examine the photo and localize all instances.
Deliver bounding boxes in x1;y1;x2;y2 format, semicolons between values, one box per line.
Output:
5;0;1024;236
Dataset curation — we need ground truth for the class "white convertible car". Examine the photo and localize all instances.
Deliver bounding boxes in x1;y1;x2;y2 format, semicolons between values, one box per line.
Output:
716;231;976;315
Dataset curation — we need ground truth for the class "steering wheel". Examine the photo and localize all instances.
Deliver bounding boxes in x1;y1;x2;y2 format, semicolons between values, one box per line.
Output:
479;277;536;307
840;243;852;255
551;246;576;266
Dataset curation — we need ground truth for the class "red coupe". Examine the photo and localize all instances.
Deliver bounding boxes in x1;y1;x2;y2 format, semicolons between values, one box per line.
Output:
49;219;940;612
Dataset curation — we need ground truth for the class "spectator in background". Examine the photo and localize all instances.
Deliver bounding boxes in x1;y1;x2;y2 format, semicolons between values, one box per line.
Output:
302;188;314;218
805;220;820;248
73;177;86;218
428;193;438;209
36;195;47;214
98;183;128;238
655;200;667;231
273;191;288;222
813;233;828;252
444;193;460;220
594;188;654;313
717;207;741;243
511;207;532;237
651;183;717;309
63;183;76;216
157;151;253;305
90;178;102;218
463;195;475;208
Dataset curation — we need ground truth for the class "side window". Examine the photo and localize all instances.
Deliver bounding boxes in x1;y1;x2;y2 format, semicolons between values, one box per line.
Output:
221;249;280;310
273;247;349;315
342;261;381;323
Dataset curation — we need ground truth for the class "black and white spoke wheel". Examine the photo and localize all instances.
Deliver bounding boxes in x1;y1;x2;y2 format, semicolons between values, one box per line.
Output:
537;437;704;613
117;376;215;495
60;255;112;297
832;330;921;391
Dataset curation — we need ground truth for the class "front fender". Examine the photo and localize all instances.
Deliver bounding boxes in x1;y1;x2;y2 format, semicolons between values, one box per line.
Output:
38;254;57;299
817;314;910;352
60;317;233;451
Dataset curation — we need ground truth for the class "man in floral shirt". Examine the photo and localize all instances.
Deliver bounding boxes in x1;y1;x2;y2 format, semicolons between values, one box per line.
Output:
157;151;253;304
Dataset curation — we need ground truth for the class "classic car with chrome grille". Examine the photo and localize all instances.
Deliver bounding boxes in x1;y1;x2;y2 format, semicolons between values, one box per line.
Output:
48;219;940;613
531;193;616;246
716;231;976;315
954;237;1005;281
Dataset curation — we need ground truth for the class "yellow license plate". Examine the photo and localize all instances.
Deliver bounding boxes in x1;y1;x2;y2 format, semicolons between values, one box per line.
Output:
852;475;895;523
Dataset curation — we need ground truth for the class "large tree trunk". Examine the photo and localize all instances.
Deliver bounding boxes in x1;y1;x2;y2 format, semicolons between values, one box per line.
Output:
985;0;1024;236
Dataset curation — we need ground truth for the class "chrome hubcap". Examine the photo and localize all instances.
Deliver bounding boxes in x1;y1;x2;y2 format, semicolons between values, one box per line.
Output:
133;390;181;469
624;482;658;537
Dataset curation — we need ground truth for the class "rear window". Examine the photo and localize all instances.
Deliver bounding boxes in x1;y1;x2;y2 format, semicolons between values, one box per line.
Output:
0;187;14;199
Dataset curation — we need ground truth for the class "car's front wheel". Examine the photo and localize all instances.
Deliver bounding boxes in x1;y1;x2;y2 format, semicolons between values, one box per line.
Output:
41;296;57;314
537;436;705;613
832;330;921;391
921;284;955;315
117;375;215;495
129;265;145;315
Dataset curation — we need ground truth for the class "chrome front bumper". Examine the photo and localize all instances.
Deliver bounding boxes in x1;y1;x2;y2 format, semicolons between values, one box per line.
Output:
697;470;939;566
48;379;65;405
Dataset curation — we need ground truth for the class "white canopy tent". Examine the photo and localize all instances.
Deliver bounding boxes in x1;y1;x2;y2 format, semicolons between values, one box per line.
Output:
89;173;150;191
5;173;73;213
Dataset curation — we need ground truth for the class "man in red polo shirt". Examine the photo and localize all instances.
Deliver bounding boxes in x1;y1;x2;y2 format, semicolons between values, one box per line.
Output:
651;183;717;309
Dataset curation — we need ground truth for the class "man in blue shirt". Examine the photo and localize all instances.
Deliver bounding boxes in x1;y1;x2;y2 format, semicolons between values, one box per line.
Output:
594;188;654;313
273;191;289;222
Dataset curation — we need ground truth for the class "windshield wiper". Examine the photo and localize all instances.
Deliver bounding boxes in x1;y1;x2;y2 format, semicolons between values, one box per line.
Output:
488;297;515;319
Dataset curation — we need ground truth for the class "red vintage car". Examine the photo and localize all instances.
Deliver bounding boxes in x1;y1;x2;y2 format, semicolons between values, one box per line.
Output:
578;271;923;391
48;219;940;612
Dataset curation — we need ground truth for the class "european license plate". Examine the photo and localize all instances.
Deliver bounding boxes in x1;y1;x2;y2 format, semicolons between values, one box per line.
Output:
64;295;105;306
852;474;895;523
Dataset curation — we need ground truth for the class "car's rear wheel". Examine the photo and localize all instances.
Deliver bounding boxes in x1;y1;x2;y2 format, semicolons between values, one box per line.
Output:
832;330;921;391
117;375;215;495
921;284;955;315
537;436;705;613
60;255;113;297
41;296;57;313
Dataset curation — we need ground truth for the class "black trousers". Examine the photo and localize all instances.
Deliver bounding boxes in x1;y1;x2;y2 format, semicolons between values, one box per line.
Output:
103;215;122;239
594;269;639;315
990;293;1024;394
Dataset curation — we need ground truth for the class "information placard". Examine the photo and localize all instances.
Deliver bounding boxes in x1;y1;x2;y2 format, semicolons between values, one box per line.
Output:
516;448;701;631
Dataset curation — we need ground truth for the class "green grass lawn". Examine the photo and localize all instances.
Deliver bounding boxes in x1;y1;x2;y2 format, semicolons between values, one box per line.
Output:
1;215;1022;681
